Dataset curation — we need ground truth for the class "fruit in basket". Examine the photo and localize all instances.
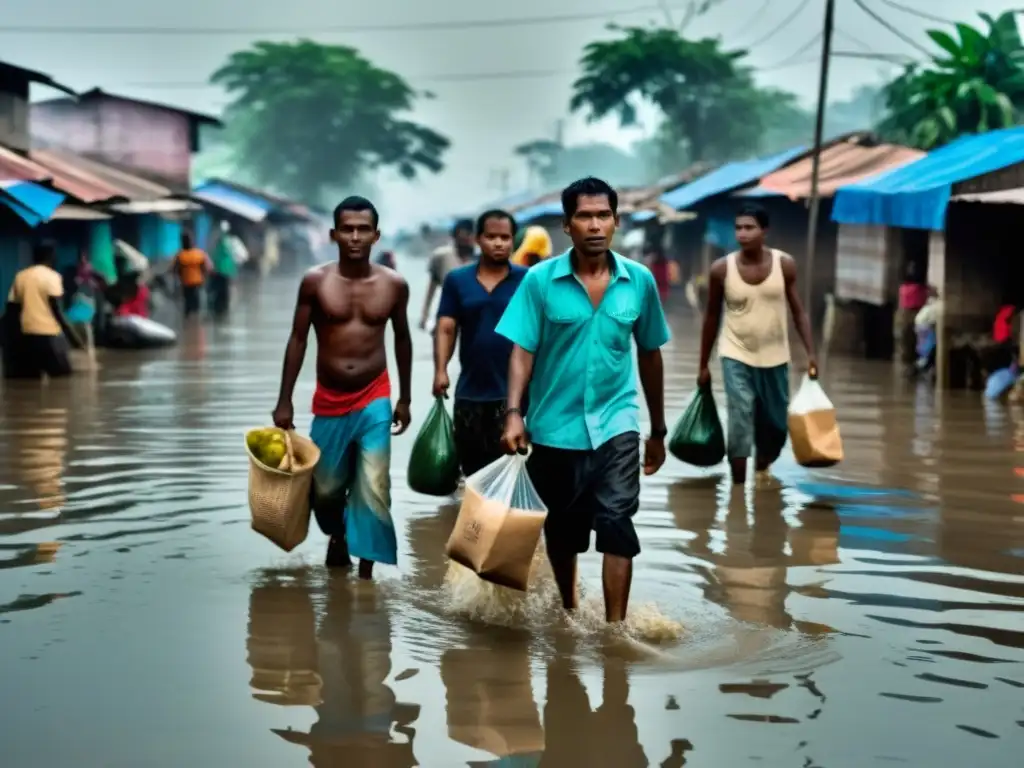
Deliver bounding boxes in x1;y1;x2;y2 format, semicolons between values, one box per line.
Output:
247;428;288;468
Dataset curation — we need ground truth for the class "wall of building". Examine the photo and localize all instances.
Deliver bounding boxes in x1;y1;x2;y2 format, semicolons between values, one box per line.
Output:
31;98;193;188
0;80;30;151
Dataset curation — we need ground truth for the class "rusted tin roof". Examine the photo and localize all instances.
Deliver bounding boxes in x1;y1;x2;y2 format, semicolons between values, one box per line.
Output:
31;149;172;202
745;139;925;200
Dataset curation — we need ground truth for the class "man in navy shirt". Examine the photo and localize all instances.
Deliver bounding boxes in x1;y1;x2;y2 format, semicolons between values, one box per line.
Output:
433;209;527;476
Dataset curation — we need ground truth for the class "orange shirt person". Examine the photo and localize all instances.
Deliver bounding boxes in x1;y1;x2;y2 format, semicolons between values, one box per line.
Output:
173;233;211;317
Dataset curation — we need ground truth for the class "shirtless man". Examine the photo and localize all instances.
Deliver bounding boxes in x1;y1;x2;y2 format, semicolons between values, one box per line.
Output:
697;204;816;488
272;195;413;579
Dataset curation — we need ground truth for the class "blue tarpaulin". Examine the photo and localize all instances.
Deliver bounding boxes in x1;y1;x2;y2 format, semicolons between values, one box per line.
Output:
832;126;1024;231
514;200;561;224
0;180;65;227
193;181;272;222
633;146;807;222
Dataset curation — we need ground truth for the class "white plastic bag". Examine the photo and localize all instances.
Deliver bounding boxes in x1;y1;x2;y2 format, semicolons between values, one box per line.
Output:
445;454;548;592
227;234;250;265
788;375;843;468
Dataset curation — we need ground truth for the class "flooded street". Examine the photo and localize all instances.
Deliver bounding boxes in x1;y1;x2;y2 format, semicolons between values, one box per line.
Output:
1;260;1022;768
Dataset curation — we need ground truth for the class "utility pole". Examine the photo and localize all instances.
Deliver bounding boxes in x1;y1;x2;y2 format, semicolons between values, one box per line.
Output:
804;0;836;315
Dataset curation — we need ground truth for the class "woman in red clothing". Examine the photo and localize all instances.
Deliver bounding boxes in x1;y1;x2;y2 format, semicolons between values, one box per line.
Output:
114;274;151;318
644;243;671;303
896;263;928;364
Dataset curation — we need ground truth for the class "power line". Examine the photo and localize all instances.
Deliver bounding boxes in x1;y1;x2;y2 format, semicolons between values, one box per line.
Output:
851;0;934;57
0;4;685;36
834;27;873;52
763;31;822;70
876;0;954;26
744;0;813;49
110;69;573;91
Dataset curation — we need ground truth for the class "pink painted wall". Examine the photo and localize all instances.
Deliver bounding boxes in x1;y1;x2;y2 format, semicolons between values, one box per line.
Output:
31;97;192;187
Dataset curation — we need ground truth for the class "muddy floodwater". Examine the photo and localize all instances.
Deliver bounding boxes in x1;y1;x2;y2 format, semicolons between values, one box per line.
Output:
1;263;1022;768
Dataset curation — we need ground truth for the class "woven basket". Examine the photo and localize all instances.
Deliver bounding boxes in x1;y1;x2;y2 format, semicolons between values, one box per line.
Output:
245;428;321;552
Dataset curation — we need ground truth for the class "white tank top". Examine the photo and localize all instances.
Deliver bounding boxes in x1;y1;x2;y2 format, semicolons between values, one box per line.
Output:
718;249;791;368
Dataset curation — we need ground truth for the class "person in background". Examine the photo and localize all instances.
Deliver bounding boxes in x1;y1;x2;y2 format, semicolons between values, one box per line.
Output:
272;196;412;580
643;242;671;303
433;209;526;477
697;204;817;488
114;272;151;318
62;249;101;357
173;232;211;318
497;177;671;624
511;225;552;268
375;250;397;270
4;243;83;379
208;222;240;317
913;286;941;373
419;219;475;330
896;263;928;365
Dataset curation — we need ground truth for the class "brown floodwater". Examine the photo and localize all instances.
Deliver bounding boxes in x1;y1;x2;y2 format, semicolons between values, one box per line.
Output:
0;264;1021;768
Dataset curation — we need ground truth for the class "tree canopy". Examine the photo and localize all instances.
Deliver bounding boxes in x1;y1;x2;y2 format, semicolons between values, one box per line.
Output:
569;25;805;165
877;11;1024;148
211;40;449;206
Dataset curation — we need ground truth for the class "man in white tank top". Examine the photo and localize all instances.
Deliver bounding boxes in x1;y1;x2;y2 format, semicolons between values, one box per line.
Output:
697;204;817;486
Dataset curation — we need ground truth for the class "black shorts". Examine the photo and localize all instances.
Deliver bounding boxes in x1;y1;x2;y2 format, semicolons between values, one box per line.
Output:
4;334;72;379
527;431;641;559
183;285;201;315
453;399;505;477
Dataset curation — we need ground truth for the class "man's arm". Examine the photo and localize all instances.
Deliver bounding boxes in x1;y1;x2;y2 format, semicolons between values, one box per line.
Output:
274;272;316;415
390;276;413;404
49;298;83;349
634;270;672;435
419;255;441;328
698;259;727;379
433;273;459;394
781;255;817;365
506;345;534;412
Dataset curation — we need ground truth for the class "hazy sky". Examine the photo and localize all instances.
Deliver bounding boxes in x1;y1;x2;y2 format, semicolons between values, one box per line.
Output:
2;0;1019;228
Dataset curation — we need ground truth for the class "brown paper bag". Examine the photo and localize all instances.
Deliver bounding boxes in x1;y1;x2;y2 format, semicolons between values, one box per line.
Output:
445;455;548;592
787;376;843;468
441;647;545;757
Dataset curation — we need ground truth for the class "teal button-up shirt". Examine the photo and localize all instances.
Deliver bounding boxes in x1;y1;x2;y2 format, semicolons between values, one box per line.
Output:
495;250;671;450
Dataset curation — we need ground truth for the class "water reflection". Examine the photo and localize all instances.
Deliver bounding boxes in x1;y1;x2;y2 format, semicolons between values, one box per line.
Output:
247;571;419;766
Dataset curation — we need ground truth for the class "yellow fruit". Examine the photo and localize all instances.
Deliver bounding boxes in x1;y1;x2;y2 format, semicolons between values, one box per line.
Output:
260;442;286;468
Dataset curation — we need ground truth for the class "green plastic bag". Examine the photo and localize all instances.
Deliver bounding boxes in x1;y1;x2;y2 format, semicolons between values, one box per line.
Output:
407;397;461;496
669;383;726;467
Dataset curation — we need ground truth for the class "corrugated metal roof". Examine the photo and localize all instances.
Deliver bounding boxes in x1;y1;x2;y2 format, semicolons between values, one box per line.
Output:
0;60;76;96
655;146;807;213
951;188;1024;204
51;204;111;221
31;149;172;202
742;140;925;200
832;126;1024;230
0;144;168;203
193;181;272;222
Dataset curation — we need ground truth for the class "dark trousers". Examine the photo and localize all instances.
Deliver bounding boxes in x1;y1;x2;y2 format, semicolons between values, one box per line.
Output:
452;399;506;477
209;274;231;316
182;285;202;317
527;432;642;559
3;333;72;379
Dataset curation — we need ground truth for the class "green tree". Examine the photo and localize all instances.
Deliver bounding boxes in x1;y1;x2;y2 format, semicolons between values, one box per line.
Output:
570;25;801;164
877;11;1024;149
211;40;449;206
513;139;564;188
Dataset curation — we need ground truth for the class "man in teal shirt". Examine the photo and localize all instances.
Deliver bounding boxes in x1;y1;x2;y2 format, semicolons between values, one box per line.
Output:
496;176;671;624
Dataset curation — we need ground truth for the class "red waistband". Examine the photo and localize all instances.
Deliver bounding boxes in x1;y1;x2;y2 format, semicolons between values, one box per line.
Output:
312;370;391;417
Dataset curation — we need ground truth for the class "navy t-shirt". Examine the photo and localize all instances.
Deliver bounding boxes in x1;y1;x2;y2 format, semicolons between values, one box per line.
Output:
437;263;528;402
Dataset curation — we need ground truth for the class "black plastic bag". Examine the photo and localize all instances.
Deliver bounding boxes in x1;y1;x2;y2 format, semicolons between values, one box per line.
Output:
407;397;461;496
669;383;726;467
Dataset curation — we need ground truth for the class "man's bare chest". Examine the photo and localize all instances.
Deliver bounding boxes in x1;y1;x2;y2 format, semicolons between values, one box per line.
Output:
315;282;393;326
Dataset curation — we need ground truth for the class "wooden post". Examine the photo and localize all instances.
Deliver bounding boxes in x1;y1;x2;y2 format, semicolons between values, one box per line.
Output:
928;231;947;389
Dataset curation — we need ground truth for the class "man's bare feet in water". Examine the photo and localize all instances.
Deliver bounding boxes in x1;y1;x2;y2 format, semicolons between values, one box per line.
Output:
325;537;351;569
